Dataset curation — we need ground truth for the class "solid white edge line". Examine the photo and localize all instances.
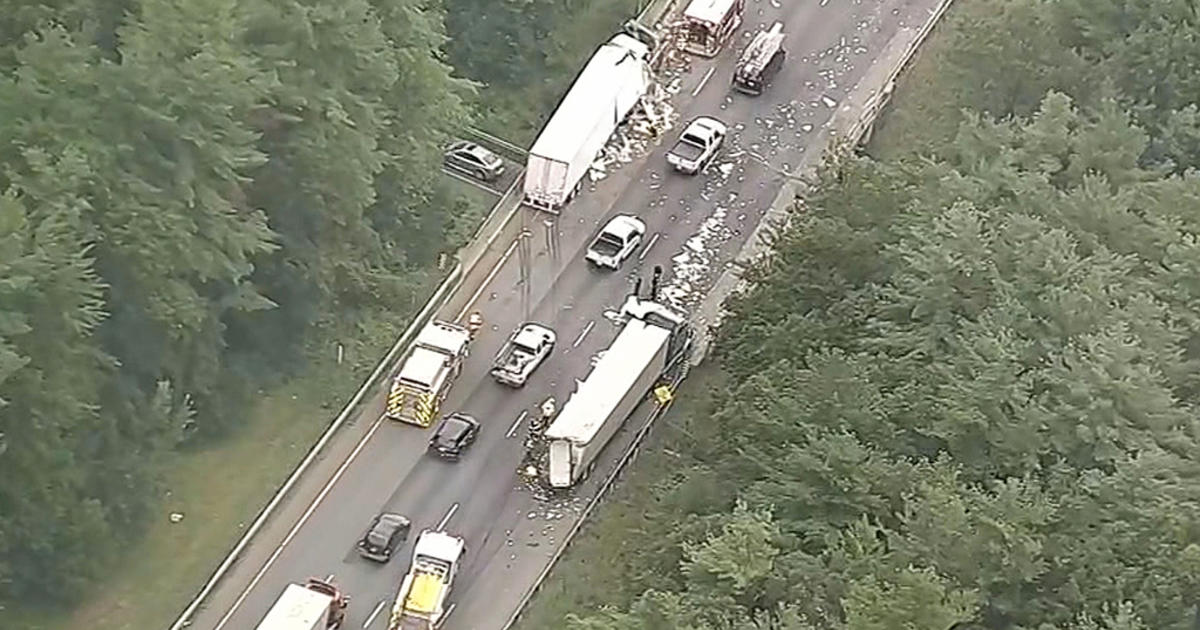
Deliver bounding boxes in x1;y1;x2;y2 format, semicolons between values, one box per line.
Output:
506;410;529;438
456;238;521;322
437;502;460;532
213;415;387;630
638;232;661;261
572;320;595;348
691;66;716;97
364;599;387;628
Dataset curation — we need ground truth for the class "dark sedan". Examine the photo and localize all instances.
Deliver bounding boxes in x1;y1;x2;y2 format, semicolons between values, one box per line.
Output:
356;512;411;562
429;413;481;460
443;140;506;182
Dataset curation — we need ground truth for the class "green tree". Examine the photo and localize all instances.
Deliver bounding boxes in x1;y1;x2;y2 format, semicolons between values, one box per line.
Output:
841;567;978;630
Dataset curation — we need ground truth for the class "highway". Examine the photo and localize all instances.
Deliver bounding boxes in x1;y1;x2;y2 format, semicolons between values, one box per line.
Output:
186;0;943;628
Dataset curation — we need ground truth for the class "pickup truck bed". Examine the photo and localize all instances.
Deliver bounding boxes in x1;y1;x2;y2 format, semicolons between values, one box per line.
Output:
490;323;556;387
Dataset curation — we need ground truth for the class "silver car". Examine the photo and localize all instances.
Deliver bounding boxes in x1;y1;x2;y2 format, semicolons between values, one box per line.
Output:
443;140;505;182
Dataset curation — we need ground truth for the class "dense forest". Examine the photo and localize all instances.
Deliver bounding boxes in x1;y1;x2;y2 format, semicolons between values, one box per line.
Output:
556;1;1200;629
0;0;634;610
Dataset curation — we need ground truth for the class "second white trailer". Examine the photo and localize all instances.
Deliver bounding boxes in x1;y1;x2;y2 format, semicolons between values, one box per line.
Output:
523;33;651;213
545;296;686;488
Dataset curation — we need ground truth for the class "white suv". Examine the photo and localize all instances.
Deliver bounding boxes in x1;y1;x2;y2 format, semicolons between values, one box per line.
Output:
585;215;646;270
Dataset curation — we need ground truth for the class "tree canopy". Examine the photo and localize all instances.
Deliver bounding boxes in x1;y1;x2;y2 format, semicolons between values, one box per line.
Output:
0;0;470;605
560;2;1200;629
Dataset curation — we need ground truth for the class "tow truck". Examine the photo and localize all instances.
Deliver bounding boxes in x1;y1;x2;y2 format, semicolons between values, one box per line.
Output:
388;530;466;630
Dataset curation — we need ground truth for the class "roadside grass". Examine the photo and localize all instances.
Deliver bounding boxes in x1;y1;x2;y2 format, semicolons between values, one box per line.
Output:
514;364;729;629
4;183;493;630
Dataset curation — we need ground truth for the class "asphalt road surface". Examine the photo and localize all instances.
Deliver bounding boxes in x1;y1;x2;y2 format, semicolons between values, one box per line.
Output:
188;0;943;628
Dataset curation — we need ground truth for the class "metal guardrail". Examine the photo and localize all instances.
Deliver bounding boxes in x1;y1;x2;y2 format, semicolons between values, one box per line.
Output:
495;2;960;628
463;127;528;162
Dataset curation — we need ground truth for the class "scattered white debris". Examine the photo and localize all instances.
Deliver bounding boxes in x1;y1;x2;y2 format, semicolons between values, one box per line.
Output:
822;95;838;108
590;82;680;180
660;207;733;310
169;512;185;524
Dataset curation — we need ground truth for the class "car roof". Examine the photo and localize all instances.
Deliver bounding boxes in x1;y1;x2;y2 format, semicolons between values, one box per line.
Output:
468;145;497;160
450;140;497;161
600;215;643;239
438;413;478;436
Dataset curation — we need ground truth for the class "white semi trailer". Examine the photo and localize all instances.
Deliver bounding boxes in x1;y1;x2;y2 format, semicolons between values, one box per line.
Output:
544;289;692;488
523;33;652;213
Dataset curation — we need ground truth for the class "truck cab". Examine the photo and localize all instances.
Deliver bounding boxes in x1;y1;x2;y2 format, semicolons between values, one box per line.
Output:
491;322;557;387
666;116;727;175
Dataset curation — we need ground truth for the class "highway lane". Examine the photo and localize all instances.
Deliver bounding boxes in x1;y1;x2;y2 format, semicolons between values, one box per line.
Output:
192;0;942;628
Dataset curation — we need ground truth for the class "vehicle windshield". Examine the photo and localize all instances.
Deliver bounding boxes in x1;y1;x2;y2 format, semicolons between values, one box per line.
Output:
591;233;624;256
682;132;706;146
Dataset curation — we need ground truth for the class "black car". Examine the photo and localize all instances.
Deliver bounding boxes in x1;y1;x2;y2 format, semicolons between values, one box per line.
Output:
356;512;411;562
429;413;481;459
443;140;505;182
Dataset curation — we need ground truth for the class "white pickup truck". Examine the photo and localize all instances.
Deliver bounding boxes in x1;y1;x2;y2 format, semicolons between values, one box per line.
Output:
490;323;556;387
665;116;727;175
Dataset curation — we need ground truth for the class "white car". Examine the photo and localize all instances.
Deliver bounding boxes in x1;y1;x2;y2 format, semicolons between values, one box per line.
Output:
490;322;557;387
585;215;646;270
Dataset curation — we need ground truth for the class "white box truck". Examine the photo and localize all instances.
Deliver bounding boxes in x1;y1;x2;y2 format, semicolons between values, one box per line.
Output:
544;290;692;488
255;578;349;630
523;33;652;213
